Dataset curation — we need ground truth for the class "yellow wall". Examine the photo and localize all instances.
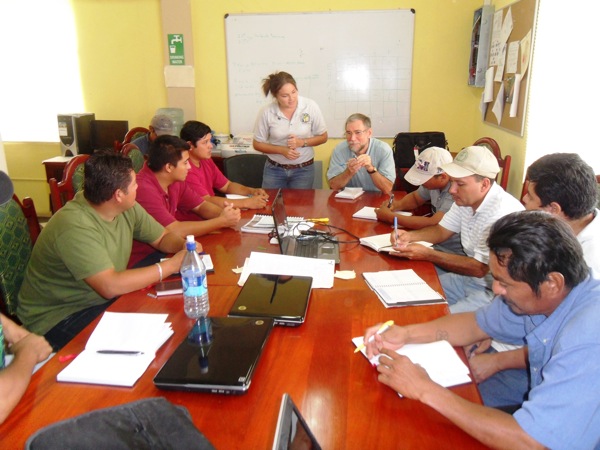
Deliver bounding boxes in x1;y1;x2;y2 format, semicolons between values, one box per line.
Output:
6;0;528;216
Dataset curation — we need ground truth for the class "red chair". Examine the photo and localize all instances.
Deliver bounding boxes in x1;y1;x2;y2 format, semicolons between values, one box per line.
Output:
120;143;146;173
49;154;90;213
473;137;511;191
115;127;149;152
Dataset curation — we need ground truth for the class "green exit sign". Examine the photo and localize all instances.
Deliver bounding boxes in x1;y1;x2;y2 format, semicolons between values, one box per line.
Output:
168;34;185;65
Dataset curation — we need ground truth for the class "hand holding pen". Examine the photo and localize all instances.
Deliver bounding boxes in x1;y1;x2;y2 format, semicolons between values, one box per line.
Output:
361;321;409;359
355;320;394;354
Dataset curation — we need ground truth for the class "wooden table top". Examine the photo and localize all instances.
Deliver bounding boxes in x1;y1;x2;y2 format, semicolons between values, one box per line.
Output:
0;189;486;449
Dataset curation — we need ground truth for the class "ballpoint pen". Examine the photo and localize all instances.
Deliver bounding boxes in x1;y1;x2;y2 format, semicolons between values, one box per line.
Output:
394;216;399;243
387;193;394;208
354;320;395;353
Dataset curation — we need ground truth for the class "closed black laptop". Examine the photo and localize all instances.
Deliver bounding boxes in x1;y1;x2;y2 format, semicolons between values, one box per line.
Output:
153;317;274;394
228;273;313;327
272;189;340;264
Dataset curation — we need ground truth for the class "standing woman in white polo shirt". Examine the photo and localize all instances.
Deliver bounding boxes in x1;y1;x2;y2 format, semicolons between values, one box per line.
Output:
252;71;328;189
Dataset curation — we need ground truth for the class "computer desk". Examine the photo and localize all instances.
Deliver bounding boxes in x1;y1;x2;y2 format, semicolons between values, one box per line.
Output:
0;189;486;449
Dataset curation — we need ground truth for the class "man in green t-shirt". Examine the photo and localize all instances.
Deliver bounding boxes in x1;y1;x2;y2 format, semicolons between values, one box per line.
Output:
17;151;190;350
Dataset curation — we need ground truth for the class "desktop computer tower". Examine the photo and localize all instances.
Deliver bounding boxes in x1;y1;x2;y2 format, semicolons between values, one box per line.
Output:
57;113;95;156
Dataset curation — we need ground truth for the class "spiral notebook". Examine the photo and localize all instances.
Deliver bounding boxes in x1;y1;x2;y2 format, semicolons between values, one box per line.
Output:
241;214;303;234
363;269;445;307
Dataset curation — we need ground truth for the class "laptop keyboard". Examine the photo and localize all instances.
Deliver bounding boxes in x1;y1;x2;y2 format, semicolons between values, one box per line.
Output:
294;239;319;258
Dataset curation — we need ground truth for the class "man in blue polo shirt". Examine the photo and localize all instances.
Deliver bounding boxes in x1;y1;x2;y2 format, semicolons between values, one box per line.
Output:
362;211;600;449
327;113;396;194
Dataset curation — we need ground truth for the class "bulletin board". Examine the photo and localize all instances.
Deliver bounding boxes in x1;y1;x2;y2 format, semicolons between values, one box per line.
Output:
224;10;415;138
483;0;539;135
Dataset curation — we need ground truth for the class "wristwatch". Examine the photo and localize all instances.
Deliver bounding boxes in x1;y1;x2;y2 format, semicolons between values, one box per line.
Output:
367;167;377;174
302;139;308;147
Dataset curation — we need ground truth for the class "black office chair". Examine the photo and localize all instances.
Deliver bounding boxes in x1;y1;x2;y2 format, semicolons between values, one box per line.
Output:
222;154;267;188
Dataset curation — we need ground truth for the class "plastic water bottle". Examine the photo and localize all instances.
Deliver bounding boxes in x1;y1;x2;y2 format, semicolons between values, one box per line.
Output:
181;235;209;319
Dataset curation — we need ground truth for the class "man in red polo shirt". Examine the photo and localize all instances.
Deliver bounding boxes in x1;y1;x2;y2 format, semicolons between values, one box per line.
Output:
130;135;240;267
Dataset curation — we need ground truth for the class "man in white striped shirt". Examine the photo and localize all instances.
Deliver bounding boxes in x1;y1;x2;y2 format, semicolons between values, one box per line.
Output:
391;146;524;312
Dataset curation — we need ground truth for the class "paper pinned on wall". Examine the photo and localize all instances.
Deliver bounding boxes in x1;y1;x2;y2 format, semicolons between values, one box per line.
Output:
510;74;523;117
492;83;505;125
164;65;195;88
484;67;494;103
520;30;532;76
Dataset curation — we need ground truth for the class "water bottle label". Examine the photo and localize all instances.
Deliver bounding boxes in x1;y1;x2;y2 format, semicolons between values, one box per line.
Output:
182;274;207;297
185;285;207;297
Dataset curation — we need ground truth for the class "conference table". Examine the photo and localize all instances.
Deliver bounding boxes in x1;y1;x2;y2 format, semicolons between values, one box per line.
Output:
1;189;487;449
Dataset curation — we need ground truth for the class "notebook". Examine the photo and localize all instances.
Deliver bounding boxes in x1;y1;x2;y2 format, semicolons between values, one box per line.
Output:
352;338;471;390
229;273;313;326
272;189;340;264
359;233;433;253
153;317;274;394
57;312;173;387
334;187;364;199
241;214;303;234
272;393;322;450
363;269;446;307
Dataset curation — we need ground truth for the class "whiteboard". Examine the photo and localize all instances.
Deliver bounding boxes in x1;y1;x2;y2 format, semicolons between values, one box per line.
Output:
225;10;415;138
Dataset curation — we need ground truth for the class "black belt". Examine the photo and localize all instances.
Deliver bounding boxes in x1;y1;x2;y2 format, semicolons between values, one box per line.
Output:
267;158;314;170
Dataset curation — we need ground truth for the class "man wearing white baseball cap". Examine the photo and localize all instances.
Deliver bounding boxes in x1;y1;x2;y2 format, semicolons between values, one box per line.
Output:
391;145;524;312
376;147;463;255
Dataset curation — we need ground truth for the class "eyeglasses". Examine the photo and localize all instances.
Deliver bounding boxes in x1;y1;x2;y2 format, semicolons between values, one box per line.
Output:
344;130;368;138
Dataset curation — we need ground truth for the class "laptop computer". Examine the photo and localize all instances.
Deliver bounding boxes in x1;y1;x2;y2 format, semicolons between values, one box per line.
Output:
272;393;322;450
153;317;274;394
228;273;313;327
271;189;340;264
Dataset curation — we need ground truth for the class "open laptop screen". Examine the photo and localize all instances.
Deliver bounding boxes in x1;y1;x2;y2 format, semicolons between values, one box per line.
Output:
271;189;291;254
272;393;322;450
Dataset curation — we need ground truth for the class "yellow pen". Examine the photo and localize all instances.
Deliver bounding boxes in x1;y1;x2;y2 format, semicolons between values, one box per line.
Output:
306;218;329;224
354;320;394;353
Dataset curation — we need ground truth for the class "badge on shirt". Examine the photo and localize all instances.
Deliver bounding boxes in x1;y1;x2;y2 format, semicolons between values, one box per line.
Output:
301;113;310;123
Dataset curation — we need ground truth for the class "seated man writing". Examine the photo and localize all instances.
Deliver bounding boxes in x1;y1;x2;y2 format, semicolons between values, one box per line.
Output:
364;211;600;450
391;146;524;312
469;152;600;409
130;135;240;267
18;151;188;350
375;146;463;255
327;113;395;194
179;120;268;210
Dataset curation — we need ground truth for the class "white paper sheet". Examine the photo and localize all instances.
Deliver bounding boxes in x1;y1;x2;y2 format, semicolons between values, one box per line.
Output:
238;251;335;289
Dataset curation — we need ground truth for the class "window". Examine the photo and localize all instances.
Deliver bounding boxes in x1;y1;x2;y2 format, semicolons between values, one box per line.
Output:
0;0;83;142
526;1;600;173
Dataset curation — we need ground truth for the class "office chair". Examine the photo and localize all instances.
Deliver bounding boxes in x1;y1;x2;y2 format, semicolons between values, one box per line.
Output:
121;127;149;146
473;137;511;191
49;154;90;213
121;143;145;173
222;154;268;188
0;194;41;321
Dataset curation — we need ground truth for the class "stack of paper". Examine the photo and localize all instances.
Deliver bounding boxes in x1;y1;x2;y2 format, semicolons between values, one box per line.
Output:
238;251;335;289
352;338;471;389
363;269;445;307
353;206;378;220
335;187;364;200
241;215;304;234
57;312;173;387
